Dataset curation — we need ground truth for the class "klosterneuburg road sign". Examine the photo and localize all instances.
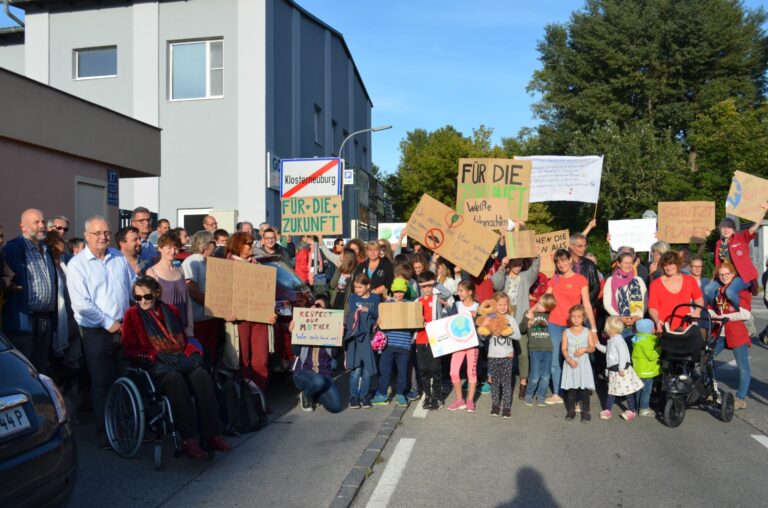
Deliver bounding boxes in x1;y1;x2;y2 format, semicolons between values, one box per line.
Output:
280;158;342;199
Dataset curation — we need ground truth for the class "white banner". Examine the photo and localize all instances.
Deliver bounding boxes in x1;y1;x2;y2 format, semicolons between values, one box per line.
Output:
608;218;657;253
516;155;603;204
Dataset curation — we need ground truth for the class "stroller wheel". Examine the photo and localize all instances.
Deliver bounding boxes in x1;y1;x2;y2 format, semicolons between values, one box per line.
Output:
719;391;734;423
663;396;685;428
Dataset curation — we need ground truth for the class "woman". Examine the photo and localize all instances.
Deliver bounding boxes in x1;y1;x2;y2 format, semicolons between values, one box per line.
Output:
146;233;194;339
648;252;704;332
709;261;752;410
121;276;231;459
544;249;598;404
353;240;394;300
602;252;647;334
648;241;671;281
329;248;358;314
226;232;278;392
435;256;458;296
347;239;367;264
689;255;711;293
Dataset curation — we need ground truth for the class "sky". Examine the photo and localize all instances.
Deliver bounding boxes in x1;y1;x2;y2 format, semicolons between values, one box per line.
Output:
2;0;767;174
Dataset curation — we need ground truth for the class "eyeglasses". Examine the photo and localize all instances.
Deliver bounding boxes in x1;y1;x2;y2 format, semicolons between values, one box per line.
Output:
690;264;703;269
133;218;151;223
263;236;276;241
87;230;111;237
719;272;734;277
133;294;155;302
54;226;69;233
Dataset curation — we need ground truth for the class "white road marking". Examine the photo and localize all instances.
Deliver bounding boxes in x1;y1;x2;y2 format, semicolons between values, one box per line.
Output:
751;435;768;450
365;438;417;508
411;396;428;418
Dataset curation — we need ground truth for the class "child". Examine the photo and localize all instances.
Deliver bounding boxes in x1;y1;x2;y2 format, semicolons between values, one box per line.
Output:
447;279;480;412
631;318;661;416
480;292;521;418
560;305;596;421
414;271;451;410
344;274;380;409
524;294;556;407
597;316;645;421
371;278;414;407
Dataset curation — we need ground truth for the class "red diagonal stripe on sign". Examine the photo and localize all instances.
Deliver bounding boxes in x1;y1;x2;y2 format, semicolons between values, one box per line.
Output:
282;160;339;199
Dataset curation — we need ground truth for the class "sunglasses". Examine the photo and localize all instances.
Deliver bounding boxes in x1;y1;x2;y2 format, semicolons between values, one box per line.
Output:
133;294;155;302
55;226;69;233
245;241;254;246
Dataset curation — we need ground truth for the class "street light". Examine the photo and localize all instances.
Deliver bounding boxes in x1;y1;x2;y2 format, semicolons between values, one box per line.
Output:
338;124;392;161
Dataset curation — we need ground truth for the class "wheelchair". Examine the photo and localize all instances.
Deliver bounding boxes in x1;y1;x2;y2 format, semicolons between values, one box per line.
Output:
104;367;183;470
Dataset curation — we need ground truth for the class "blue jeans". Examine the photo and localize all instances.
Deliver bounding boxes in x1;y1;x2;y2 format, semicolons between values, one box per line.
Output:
526;351;552;402
377;347;410;396
704;276;750;307
714;336;751;400
606;393;636;411
349;365;372;400
636;377;654;410
547;323;568;395
293;369;343;413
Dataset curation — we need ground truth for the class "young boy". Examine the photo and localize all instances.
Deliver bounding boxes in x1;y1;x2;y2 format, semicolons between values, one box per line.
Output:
371;278;414;407
414;271;453;410
524;293;556;407
631;318;661;416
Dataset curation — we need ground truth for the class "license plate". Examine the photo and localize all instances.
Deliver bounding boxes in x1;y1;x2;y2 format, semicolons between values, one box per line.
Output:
0;406;31;438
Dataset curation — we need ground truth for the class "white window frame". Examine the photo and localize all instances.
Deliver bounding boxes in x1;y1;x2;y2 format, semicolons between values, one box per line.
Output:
74;46;118;80
168;39;224;102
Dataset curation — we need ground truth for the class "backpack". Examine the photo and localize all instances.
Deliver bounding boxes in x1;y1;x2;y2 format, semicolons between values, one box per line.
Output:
214;369;268;435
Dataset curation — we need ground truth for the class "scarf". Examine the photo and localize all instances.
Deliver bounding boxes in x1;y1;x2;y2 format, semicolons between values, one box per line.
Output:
610;268;634;314
138;301;186;354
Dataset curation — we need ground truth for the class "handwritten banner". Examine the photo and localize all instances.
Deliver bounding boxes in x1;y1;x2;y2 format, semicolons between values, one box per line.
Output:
516;155;603;204
456;158;531;227
281;195;342;235
535;229;570;277
505;230;537;259
657;201;715;244
426;314;479;357
608;219;657;253
290;308;344;347
406;194;499;277
204;257;276;323
725;170;768;223
379;302;424;330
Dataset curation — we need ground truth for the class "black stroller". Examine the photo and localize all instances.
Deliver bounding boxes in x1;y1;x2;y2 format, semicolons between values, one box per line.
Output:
659;304;734;428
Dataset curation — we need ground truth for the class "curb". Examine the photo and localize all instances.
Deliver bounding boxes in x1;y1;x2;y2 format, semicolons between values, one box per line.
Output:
330;404;408;508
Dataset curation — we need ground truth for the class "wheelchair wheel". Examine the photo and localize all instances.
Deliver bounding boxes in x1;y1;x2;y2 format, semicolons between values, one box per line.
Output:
663;396;685;428
105;377;145;457
719;391;734;422
154;441;163;471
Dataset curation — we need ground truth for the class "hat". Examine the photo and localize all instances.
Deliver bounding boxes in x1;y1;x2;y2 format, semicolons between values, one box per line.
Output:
719;218;736;230
636;319;654;334
391;277;409;293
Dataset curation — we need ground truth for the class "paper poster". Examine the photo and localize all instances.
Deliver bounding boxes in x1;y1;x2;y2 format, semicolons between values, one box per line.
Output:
378;223;408;248
290;308;344;347
204;257;277;323
608;219;657;253
535;229;570;277
456;158;532;227
725;170;768;223
426;314;479;357
406;194;499;277
516;155;603;204
379;302;424;330
281;195;342;235
505;230;537;259
657;201;715;244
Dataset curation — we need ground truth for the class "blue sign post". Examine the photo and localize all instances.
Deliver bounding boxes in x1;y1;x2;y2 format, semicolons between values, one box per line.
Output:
107;170;119;206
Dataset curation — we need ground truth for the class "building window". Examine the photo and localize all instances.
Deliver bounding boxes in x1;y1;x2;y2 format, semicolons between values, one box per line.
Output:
169;39;223;101
313;104;323;146
74;46;117;79
331;120;338;155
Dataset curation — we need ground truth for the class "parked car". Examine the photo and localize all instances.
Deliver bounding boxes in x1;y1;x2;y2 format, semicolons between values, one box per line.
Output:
0;331;76;508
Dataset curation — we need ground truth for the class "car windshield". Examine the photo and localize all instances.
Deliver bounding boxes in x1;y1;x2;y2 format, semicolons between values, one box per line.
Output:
264;260;306;291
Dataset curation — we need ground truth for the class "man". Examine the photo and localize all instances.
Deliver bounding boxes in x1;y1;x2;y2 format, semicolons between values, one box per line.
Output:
255;228;290;265
569;232;601;317
148;218;170;245
213;228;229;258
67;215;133;449
116;226;145;279
131;206;158;264
1;209;57;374
171;227;191;264
202;215;218;233
47;215;70;238
237;221;254;235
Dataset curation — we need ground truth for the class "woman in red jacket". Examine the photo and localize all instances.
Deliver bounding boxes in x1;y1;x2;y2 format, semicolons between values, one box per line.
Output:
709;262;752;410
122;276;230;459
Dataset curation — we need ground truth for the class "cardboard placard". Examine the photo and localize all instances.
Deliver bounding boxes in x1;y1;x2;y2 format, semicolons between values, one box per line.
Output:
505;230;537;259
516;155;603;204
456;158;532;227
608;219;656;253
725;170;768;223
657;201;715;244
426;314;479;357
535;229;570;277
379;302;424;330
281;195;342;235
204;257;276;323
290;308;344;347
406;194;499;277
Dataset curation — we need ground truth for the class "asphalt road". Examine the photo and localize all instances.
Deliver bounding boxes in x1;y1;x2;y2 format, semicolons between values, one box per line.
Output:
68;298;768;507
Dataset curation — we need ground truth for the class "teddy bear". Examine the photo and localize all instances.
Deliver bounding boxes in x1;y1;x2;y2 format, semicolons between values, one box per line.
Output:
475;299;513;337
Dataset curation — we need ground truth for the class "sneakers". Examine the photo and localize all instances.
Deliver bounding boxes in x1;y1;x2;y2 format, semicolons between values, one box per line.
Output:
371;393;389;406
360;397;373;409
599;409;612;420
406;389;420;401
537;400;548;408
394;394;408;407
479;382;492;394
301;392;314;412
349;396;361;409
581;411;591;422
734;398;748;410
490;405;500;416
427;398;442;411
502;408;512;419
182;439;210;460
206;436;232;453
422;397;432;410
545;395;563;405
447;399;467;411
621;410;636;421
524;398;534;407
466;400;476;413
639;408;655;417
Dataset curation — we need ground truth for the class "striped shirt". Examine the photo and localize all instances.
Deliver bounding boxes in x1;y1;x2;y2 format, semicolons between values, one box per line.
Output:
23;238;55;312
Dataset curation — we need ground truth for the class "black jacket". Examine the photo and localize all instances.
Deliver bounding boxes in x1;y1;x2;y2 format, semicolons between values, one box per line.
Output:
575;256;600;308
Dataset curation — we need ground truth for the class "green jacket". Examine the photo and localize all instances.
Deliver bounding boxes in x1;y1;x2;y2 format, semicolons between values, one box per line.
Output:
631;333;661;378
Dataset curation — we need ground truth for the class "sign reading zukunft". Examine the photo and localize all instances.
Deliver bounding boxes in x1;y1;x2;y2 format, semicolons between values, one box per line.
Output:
280;158;342;235
456;158;532;229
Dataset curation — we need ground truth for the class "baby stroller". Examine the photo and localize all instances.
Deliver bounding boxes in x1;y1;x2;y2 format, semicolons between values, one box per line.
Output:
659;304;734;428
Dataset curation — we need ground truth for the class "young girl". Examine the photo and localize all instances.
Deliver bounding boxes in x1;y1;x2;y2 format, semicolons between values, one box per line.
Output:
344;274;380;409
597;316;644;421
524;294;556;406
560;305;596;421
480;292;521;418
447;280;480;412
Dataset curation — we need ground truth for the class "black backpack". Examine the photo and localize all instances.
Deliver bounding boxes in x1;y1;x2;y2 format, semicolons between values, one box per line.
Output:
214;370;268;435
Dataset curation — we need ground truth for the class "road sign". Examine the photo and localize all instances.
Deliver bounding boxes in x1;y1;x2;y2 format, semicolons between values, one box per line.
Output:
343;168;354;185
280;157;342;199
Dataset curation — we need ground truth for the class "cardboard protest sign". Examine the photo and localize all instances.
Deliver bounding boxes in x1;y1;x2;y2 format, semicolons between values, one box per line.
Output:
516;155;603;204
290;308;344;347
426;314;479;357
505;230;537;259
725;170;768;223
406;194;499;277
456;158;532;227
608;219;657;253
281;195;342;235
657;201;715;244
535;229;570;277
204;257;276;323
379;302;424;330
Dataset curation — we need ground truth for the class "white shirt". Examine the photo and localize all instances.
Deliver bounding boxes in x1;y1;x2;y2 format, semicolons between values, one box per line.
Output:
66;245;133;330
181;253;209;322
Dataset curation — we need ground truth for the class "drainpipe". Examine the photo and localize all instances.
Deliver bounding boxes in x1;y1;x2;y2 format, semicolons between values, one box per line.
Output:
3;0;25;28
